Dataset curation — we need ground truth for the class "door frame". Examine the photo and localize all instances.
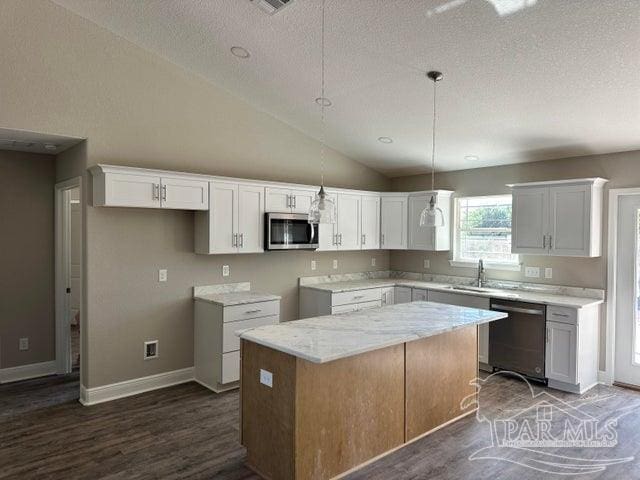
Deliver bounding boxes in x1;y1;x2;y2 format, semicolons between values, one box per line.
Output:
55;176;83;375
606;187;640;385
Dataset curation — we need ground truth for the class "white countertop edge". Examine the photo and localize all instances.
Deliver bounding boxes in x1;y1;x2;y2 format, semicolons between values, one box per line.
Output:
239;314;506;364
194;294;281;307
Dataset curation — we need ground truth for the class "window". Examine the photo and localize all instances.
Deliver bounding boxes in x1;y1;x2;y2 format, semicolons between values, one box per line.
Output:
453;195;519;267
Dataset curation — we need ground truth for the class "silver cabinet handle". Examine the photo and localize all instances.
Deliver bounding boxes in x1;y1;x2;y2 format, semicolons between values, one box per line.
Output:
292;195;296;209
549;235;553;249
161;184;167;201
153;183;160;200
551;312;569;318
543;235;546;249
333;233;338;246
245;309;262;314
240;233;244;248
338;233;343;245
362;234;366;245
285;195;290;208
232;233;237;247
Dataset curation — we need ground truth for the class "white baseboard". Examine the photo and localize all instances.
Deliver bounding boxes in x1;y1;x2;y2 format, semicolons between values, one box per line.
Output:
79;367;194;406
0;360;57;384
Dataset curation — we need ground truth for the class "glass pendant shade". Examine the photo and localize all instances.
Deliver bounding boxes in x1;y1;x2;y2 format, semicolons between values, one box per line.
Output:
419;196;444;227
308;185;336;224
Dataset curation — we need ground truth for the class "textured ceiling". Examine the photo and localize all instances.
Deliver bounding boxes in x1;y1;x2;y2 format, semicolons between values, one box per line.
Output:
52;0;640;176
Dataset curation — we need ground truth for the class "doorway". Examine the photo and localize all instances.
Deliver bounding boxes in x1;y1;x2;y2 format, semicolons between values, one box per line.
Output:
610;189;640;387
55;178;82;377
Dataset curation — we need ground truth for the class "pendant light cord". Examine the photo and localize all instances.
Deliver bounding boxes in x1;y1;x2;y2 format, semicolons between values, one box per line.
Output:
320;0;326;187
430;76;437;192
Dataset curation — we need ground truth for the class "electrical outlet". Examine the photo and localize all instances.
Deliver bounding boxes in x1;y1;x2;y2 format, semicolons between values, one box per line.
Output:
424;259;430;269
158;269;167;282
371;257;376;267
545;267;553;279
332;259;338;269
260;368;273;388
525;266;540;278
311;260;317;271
144;340;158;360
222;265;230;277
19;337;29;351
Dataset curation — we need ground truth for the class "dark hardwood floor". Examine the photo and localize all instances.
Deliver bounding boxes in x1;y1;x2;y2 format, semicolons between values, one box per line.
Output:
2;372;640;479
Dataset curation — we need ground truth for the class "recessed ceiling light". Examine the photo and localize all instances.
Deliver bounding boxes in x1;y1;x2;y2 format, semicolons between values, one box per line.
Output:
230;46;251;59
44;143;58;150
315;97;332;107
465;155;479;161
378;137;393;144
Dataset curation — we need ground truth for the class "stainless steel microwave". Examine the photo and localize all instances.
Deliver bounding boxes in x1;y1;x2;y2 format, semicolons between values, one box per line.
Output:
265;213;319;250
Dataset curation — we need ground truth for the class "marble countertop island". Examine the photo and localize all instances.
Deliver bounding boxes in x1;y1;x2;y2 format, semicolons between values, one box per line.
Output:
239;301;507;363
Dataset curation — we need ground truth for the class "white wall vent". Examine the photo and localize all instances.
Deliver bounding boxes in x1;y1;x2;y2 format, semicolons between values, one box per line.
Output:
250;0;295;15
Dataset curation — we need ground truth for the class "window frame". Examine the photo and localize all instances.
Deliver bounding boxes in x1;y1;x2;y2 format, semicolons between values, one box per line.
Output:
450;194;522;272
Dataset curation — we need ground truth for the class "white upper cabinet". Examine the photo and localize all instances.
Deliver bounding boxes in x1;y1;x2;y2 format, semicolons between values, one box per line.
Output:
407;191;453;251
265;187;315;214
195;181;265;254
380;194;408;249
336;193;361;250
360;195;380;250
91;166;209;210
510;178;607;257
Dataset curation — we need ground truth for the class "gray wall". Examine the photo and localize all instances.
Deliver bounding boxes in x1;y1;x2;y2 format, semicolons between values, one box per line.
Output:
0;150;56;369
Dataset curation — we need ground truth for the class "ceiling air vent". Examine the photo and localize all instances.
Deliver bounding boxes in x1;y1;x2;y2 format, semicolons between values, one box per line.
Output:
250;0;294;15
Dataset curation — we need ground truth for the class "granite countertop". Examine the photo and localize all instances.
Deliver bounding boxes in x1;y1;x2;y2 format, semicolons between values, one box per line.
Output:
301;279;603;309
239;302;507;363
194;292;281;307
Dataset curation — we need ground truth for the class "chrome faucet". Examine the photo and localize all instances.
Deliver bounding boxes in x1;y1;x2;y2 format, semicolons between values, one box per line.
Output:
477;259;486;288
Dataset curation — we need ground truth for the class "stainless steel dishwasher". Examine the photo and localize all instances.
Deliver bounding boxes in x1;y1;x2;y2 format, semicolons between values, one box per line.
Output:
489;299;546;381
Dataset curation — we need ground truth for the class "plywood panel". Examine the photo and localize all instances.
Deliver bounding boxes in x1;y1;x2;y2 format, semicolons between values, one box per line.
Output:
295;344;405;480
405;326;478;440
240;340;297;480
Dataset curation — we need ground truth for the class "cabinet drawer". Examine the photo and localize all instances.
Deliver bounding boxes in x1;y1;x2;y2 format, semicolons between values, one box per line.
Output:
547;306;577;325
411;288;428;301
223;300;280;323
357;300;382;311
332;288;381;306
222;315;279;353
221;351;240;384
331;304;359;314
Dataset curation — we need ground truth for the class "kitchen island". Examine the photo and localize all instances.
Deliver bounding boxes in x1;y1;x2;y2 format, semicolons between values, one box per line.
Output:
238;301;507;480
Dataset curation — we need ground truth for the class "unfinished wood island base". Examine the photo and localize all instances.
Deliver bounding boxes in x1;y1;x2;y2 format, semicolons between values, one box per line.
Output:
240;325;478;480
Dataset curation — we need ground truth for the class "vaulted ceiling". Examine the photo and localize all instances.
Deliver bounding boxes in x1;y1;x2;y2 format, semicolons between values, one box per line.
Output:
52;0;640;176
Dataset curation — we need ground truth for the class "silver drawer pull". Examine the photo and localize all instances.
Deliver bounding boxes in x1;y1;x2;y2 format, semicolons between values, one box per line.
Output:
245;309;262;314
352;295;364;299
552;312;570;318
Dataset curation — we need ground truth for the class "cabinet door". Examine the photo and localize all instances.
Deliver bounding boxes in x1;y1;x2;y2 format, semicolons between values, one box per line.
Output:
511;187;549;254
237;185;264;253
545;321;577;384
210;182;238;254
361;195;380;249
290;189;316;214
380;196;408;249
104;172;161;208
549;184;591;256
337;193;361;250
408;194;435;250
265;187;291;213
381;287;394;306
394;286;412;304
317;192;338;251
411;288;428;301
160;177;209;210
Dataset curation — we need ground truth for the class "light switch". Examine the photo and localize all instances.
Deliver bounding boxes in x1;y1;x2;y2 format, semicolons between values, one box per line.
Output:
545;267;553;279
311;260;317;271
158;269;167;282
371;258;376;267
525;266;540;278
424;259;430;269
222;265;230;277
260;368;273;388
19;337;29;351
333;259;338;269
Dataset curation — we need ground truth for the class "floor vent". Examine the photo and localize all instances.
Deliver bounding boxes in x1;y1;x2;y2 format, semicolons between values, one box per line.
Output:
250;0;295;15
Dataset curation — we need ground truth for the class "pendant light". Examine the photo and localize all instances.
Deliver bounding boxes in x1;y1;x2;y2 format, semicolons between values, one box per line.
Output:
308;0;336;225
419;70;445;228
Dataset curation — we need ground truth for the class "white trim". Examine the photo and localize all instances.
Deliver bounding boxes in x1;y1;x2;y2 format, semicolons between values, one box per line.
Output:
605;188;640;386
55;177;82;376
0;360;57;384
79;367;194;406
507;177;609;188
448;260;522;272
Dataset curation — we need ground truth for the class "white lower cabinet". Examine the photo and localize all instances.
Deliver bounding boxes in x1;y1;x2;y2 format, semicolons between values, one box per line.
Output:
394;286;412;304
545;304;599;393
411;288;428;301
299;287;382;318
194;299;279;392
